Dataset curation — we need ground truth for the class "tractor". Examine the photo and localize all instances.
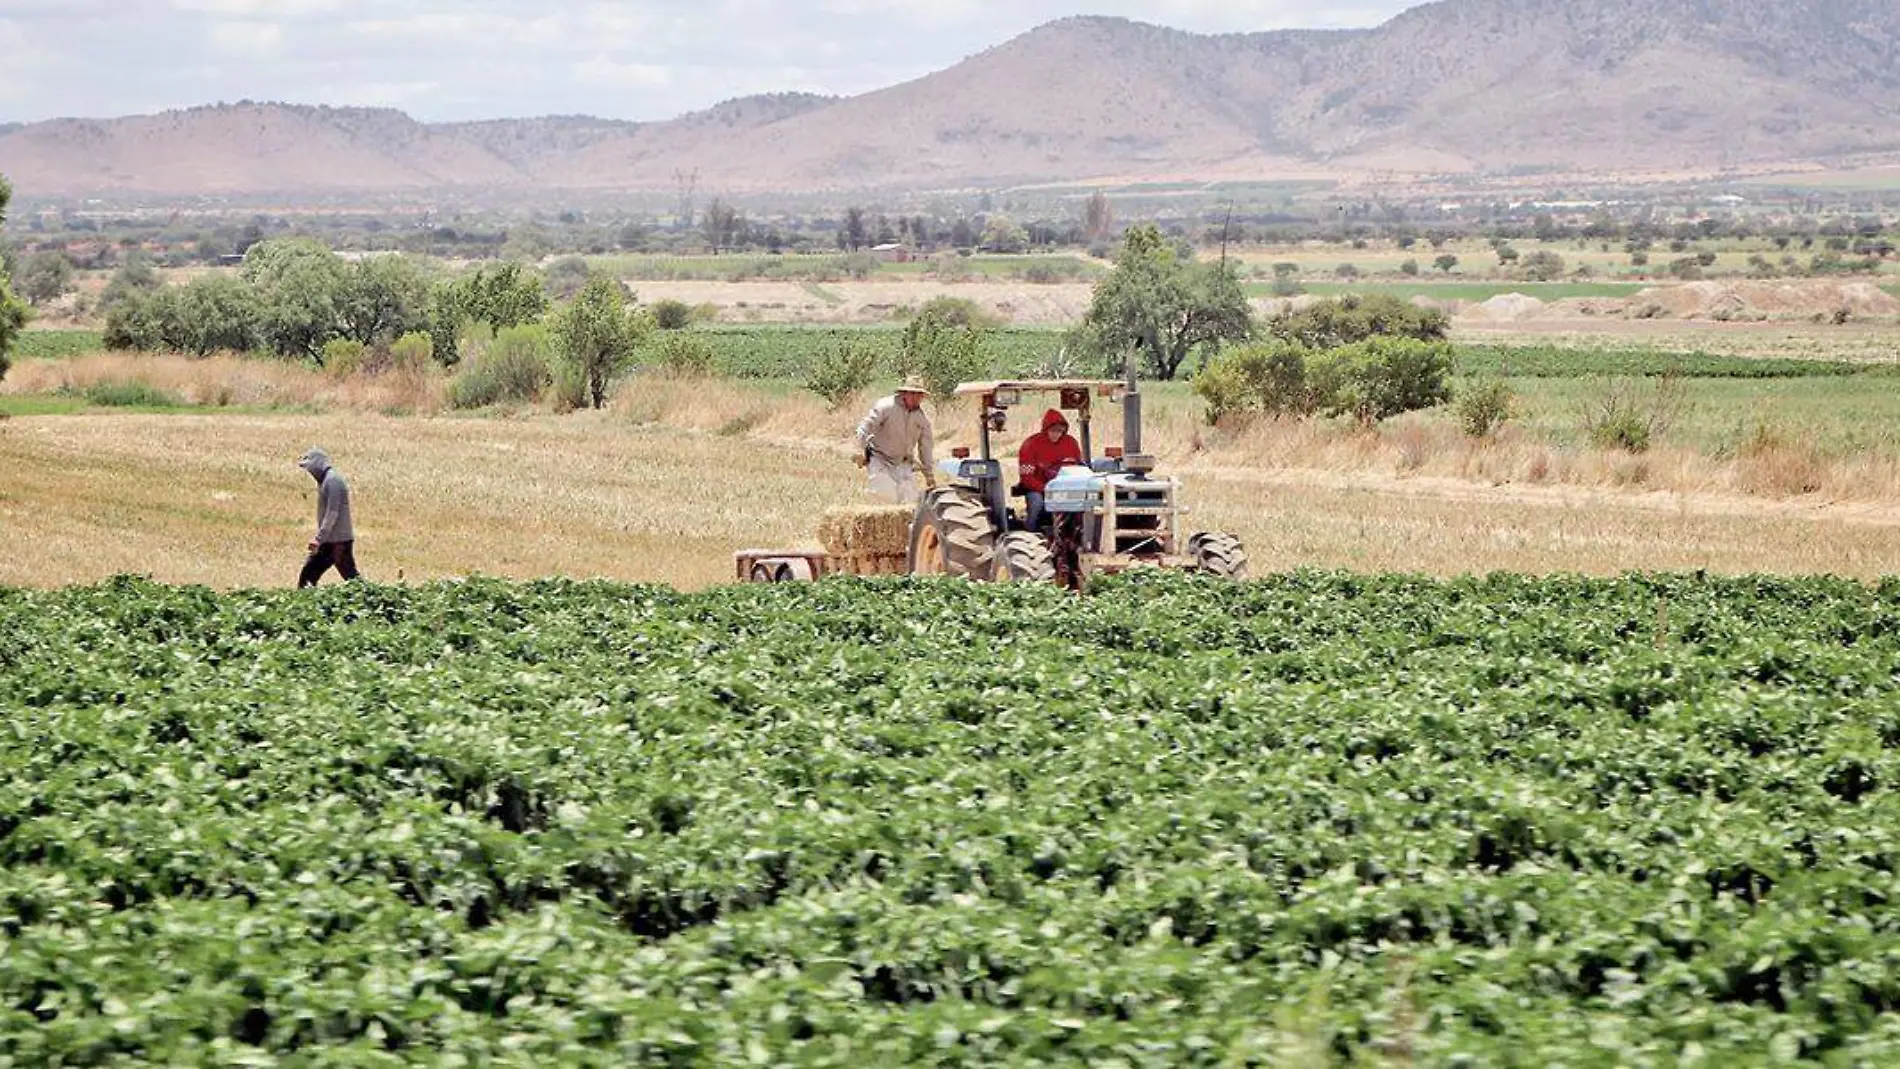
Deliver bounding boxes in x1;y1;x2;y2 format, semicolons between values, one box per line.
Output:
907;369;1247;587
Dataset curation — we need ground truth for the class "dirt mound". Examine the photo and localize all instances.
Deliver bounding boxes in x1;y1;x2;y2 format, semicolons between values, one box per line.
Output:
1628;281;1900;322
1464;293;1549;321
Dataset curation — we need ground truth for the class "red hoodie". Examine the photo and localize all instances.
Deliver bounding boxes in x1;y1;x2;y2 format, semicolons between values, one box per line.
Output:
1018;408;1084;493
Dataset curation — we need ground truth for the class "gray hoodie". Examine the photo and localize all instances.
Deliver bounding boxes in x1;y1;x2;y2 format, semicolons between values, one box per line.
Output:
298;449;354;544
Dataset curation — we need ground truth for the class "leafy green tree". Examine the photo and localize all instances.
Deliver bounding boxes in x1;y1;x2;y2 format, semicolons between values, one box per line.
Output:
336;255;432;346
100;252;164;313
177;274;264;355
241;238;348;360
430;263;549;365
0;176;27;379
1434;253;1460;274
18;250;76;306
980;216;1029;254
552;276;650;409
896;302;990;401
1078;224;1253;381
103;287;189;352
1521;250;1566;282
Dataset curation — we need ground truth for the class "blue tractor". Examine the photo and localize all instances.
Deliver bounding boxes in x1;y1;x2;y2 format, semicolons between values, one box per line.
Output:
908;373;1248;587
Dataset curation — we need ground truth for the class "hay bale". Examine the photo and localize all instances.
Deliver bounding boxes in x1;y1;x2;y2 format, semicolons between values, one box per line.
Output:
819;505;913;556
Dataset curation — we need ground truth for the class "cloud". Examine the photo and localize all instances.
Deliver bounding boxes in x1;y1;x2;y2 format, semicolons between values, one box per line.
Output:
0;1;1426;123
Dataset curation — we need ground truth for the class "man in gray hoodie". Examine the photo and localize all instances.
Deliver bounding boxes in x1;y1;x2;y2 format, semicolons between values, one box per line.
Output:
296;448;359;587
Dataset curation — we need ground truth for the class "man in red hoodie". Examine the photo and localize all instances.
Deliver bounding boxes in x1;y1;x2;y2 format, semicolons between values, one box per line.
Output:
1018;408;1084;530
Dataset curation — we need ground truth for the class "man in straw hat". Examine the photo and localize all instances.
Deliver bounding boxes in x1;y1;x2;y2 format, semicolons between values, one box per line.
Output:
855;376;937;503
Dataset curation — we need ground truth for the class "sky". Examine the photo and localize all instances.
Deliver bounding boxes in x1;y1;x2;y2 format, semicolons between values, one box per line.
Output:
0;1;1424;125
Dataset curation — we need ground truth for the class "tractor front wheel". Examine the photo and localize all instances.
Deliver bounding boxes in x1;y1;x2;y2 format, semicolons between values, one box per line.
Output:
1188;532;1249;579
908;489;997;579
995;531;1057;582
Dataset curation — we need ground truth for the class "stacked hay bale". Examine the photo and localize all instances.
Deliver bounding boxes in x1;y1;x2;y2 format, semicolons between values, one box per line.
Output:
818;505;914;575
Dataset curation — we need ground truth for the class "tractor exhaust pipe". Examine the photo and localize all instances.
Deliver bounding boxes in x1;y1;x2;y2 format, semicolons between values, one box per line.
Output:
1123;347;1142;457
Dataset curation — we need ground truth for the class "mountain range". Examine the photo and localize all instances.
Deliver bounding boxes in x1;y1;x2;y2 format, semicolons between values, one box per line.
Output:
2;0;1897;198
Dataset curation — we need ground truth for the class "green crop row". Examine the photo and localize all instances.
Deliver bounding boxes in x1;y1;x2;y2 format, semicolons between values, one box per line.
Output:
5;572;1900;1064
685;327;1872;385
1453;344;1875;379
9;329;105;360
693;326;1074;381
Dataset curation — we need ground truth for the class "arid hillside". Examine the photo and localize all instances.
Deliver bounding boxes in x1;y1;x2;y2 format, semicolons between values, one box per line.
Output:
2;0;1897;195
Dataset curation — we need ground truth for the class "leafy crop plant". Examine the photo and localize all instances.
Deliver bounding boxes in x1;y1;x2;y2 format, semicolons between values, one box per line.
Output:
3;571;1900;1064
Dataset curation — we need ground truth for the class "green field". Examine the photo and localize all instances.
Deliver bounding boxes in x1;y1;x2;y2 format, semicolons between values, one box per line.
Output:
10;329;106;360
8;573;1900;1063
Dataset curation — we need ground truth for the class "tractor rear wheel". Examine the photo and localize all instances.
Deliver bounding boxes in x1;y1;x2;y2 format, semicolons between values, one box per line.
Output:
1189;532;1249;579
908;489;997;578
995;531;1057;582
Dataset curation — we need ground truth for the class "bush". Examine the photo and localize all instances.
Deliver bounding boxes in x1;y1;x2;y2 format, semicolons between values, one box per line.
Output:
1196;337;1451;425
804;340;880;409
449;325;552;409
1193;341;1316;424
1521;251;1566;282
912;296;994;330
391;332;434;372
1581;373;1688;454
1456;378;1515;438
321;338;368;376
1267;294;1449;349
653;332;715;377
550;359;589;413
651;299;694;330
1308;337;1454;424
81;380;182;408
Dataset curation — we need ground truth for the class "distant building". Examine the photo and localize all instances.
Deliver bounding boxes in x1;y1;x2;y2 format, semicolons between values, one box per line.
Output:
869;242;912;263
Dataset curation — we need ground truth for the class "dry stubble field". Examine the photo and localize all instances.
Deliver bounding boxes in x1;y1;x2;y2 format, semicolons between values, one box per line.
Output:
4;391;1899;590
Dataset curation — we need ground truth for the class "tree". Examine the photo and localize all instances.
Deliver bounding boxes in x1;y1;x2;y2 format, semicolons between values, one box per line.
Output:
1520;250;1566;282
896;300;992;400
176;274;264;355
980;216;1029;254
0;176;28;379
702;199;741;254
430;262;550;364
1078;224;1253;381
552;276;649;409
1083;191;1113;243
1434;253;1460;274
240;238;349;360
18;250;75;306
336;255;432;346
841;208;867;252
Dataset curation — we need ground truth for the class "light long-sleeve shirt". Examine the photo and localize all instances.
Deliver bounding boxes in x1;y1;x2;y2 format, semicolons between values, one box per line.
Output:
856;395;934;470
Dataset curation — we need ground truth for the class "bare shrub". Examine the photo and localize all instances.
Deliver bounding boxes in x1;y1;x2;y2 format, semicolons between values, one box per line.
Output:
1581;372;1688;453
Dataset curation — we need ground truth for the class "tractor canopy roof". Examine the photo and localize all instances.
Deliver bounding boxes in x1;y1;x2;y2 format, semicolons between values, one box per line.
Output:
954;380;1127;400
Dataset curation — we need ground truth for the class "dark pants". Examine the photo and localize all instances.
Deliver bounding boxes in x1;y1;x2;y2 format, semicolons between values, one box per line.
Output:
299;541;360;588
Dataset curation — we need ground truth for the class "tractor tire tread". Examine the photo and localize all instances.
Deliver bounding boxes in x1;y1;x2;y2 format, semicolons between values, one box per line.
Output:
996;531;1057;583
1189;531;1249;579
910;489;997;578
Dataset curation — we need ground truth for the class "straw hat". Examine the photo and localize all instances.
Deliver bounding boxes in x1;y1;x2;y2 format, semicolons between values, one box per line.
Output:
897;376;928;395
